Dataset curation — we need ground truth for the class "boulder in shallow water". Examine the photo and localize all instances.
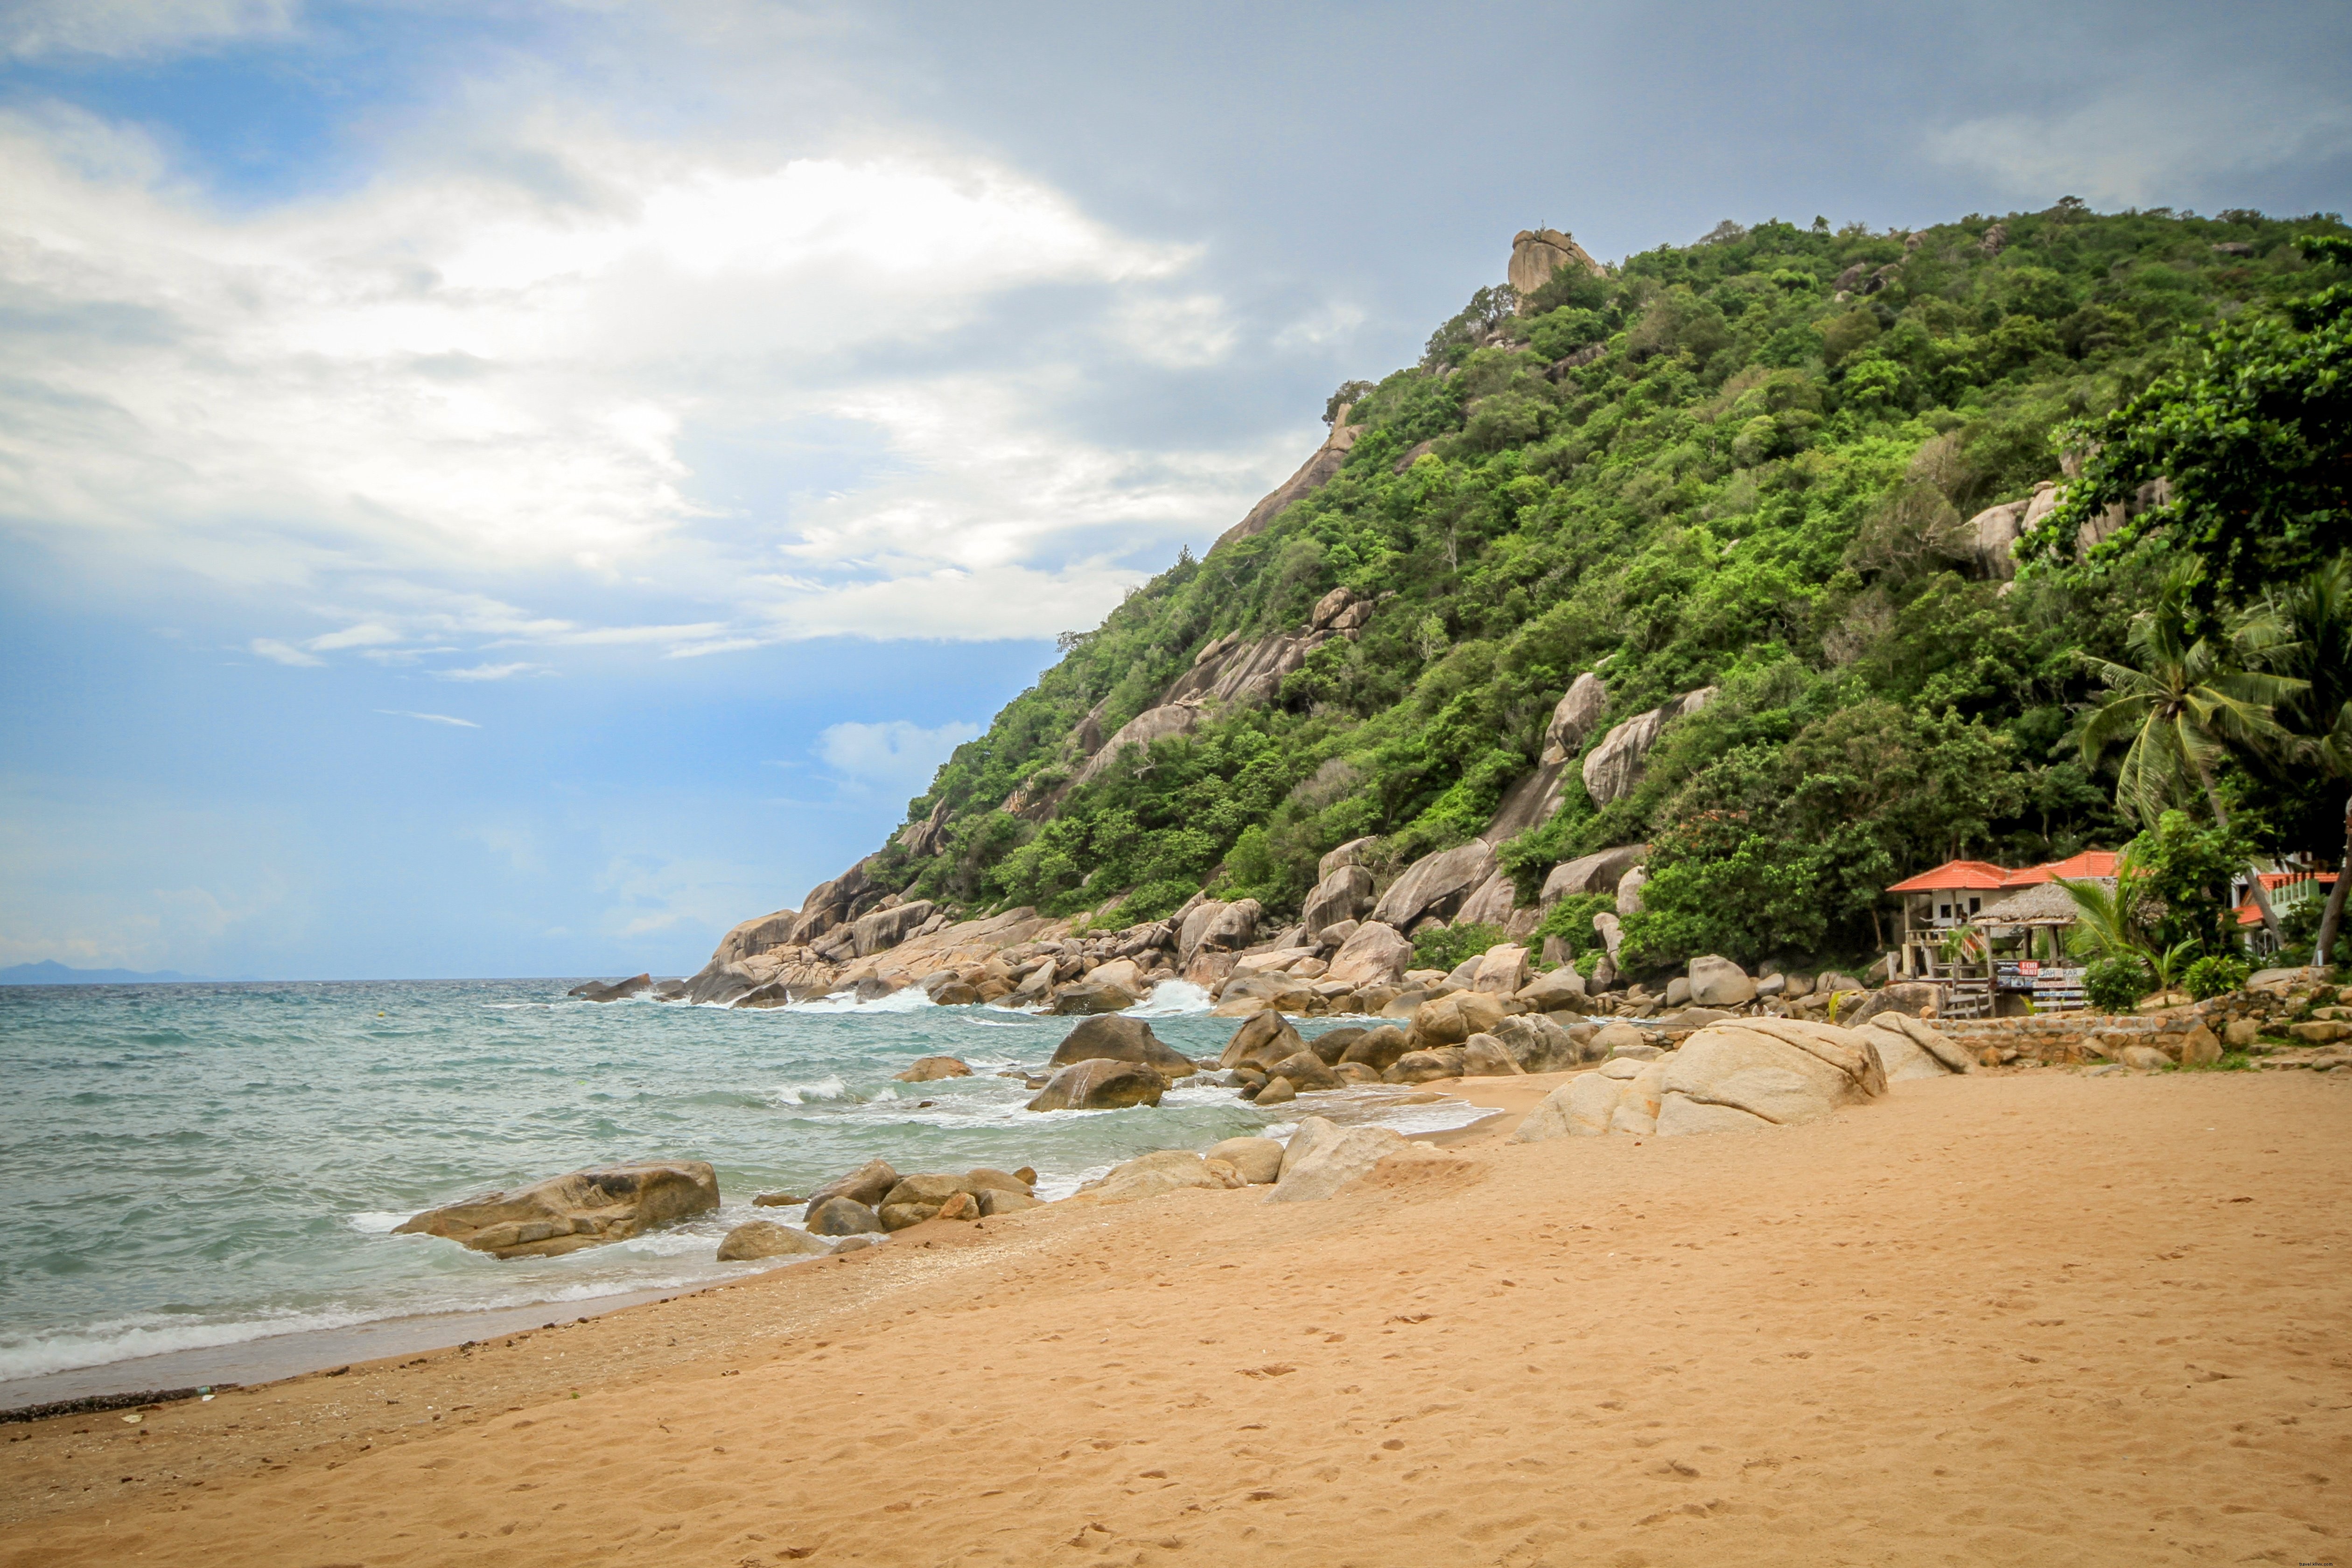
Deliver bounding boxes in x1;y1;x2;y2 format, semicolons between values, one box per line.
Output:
895;1055;972;1083
1025;1058;1167;1112
393;1161;720;1259
1218;1010;1306;1072
1265;1050;1343;1092
1049;1015;1197;1078
1049;978;1139;1015
569;973;652;1002
927;980;981;1006
1252;1075;1297;1105
1338;1023;1413;1071
804;1197;885;1236
715;1220;834;1261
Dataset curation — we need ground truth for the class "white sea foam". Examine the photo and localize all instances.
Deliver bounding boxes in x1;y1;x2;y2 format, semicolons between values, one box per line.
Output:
346;1211;409;1234
768;1075;851;1106
1124;980;1211;1015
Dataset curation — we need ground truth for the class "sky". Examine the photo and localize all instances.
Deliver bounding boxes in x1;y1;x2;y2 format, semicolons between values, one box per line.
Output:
2;0;2348;981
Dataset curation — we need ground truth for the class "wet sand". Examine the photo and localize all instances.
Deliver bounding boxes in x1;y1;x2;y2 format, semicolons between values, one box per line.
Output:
3;1069;2346;1566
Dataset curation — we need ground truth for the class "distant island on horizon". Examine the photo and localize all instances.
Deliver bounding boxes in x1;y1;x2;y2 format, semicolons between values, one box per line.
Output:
0;959;225;986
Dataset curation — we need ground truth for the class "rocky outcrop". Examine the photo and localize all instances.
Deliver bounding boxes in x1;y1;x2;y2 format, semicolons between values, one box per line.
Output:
1267;1116;1470;1203
1048;1015;1197;1078
711;911;798;968
847;899;935;958
895;798;951;857
1066;705;1202;792
1371;840;1498;930
569;973;652;1002
1542;673;1610;766
1319;837;1377;879
804;1160;899;1211
1302;862;1375;938
394;1162;721;1260
1508;229;1606;297
895;1056;971;1083
1216;411;1367;551
1025;1058;1168;1112
1582;687;1716;805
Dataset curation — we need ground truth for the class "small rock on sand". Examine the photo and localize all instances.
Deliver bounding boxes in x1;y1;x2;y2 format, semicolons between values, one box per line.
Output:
716;1220;834;1261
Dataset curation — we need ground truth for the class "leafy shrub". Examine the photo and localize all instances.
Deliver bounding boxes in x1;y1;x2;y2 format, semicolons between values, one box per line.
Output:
2083;955;2151;1013
1411;922;1506;976
2181;952;2251;1001
1534;893;1617;960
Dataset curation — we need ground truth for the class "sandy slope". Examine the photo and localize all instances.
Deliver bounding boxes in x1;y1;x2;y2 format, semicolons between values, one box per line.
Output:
4;1070;2348;1567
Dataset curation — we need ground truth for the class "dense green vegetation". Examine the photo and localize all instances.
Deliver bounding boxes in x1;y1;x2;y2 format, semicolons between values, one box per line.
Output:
864;202;2350;975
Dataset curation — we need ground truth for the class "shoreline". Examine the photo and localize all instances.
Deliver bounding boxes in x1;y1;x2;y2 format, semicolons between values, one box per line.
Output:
0;1073;1506;1414
6;1070;2345;1564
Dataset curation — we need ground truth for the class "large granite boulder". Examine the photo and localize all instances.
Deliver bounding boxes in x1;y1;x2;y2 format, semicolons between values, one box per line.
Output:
1325;921;1413;987
1846;982;1941;1028
1265;1050;1344;1092
1539;844;1649;907
1267;1120;1463;1203
1385;1045;1466;1083
895;1056;971;1083
1513;1071;1625;1141
1207;1137;1285;1184
1215;413;1366;551
804;1159;898;1211
1509;228;1606;296
1219;1010;1306;1072
394;1161;720;1259
1581;688;1715;805
1049;1015;1197;1078
1516;967;1589;1013
1048;977;1140;1015
1318;837;1378;880
1657;1021;1886;1131
1338;1023;1413;1070
849;899;935;958
1303;863;1376;938
708;909;798;968
1540;673;1610;766
804;1196;885;1236
1305;1026;1368;1064
716;1220;834;1261
1079;1149;1245;1204
1687;954;1756;1008
1069;705;1203;792
1472;944;1530;994
1025;1059;1167;1112
1370;841;1498;930
570;973;652;1002
1458;1033;1526;1077
1408;989;1513;1050
1490;1013;1582;1072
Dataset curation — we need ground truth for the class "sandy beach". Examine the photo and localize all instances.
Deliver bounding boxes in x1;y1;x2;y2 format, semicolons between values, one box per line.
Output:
4;1067;2347;1567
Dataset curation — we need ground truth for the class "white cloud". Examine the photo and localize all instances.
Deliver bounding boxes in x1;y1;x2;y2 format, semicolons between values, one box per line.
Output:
817;718;980;793
1925;78;2352;208
433;661;551;681
2;0;299;60
249;636;322;665
377;709;479;728
0;105;1288;648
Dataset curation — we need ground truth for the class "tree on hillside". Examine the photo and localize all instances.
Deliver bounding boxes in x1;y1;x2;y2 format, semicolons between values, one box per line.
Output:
2029;235;2352;613
2266;553;2352;961
2078;569;2306;936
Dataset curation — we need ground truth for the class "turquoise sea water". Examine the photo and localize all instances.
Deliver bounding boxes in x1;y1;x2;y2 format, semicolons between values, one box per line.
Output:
0;979;1476;1386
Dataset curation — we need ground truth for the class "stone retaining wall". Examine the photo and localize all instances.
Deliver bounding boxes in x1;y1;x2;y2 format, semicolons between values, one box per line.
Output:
1934;993;2282;1065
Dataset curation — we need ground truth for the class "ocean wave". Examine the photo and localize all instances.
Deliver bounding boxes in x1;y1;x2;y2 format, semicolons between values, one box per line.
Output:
346;1211;410;1234
1123;980;1212;1016
768;1075;852;1106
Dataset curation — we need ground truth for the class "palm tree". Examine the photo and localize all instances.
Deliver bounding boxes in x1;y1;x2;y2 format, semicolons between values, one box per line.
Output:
2079;570;2307;937
2266;555;2352;965
2056;843;2149;961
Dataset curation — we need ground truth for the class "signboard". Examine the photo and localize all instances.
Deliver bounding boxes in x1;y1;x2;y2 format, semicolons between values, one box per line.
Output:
1995;959;2039;992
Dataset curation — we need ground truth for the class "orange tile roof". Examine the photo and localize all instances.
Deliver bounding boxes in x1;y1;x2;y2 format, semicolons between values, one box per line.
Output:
2001;850;2121;886
1886;860;2012;893
1888;850;2122;895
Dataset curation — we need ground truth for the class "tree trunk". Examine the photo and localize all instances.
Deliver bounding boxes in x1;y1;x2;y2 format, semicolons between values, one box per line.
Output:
2198;768;2282;939
2317;798;2352;969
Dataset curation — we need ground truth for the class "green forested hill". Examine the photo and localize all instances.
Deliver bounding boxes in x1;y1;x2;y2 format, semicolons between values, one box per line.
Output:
863;202;2350;973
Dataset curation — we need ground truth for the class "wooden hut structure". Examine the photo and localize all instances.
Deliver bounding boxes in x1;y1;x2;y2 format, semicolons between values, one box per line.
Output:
1886;851;2118;1016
